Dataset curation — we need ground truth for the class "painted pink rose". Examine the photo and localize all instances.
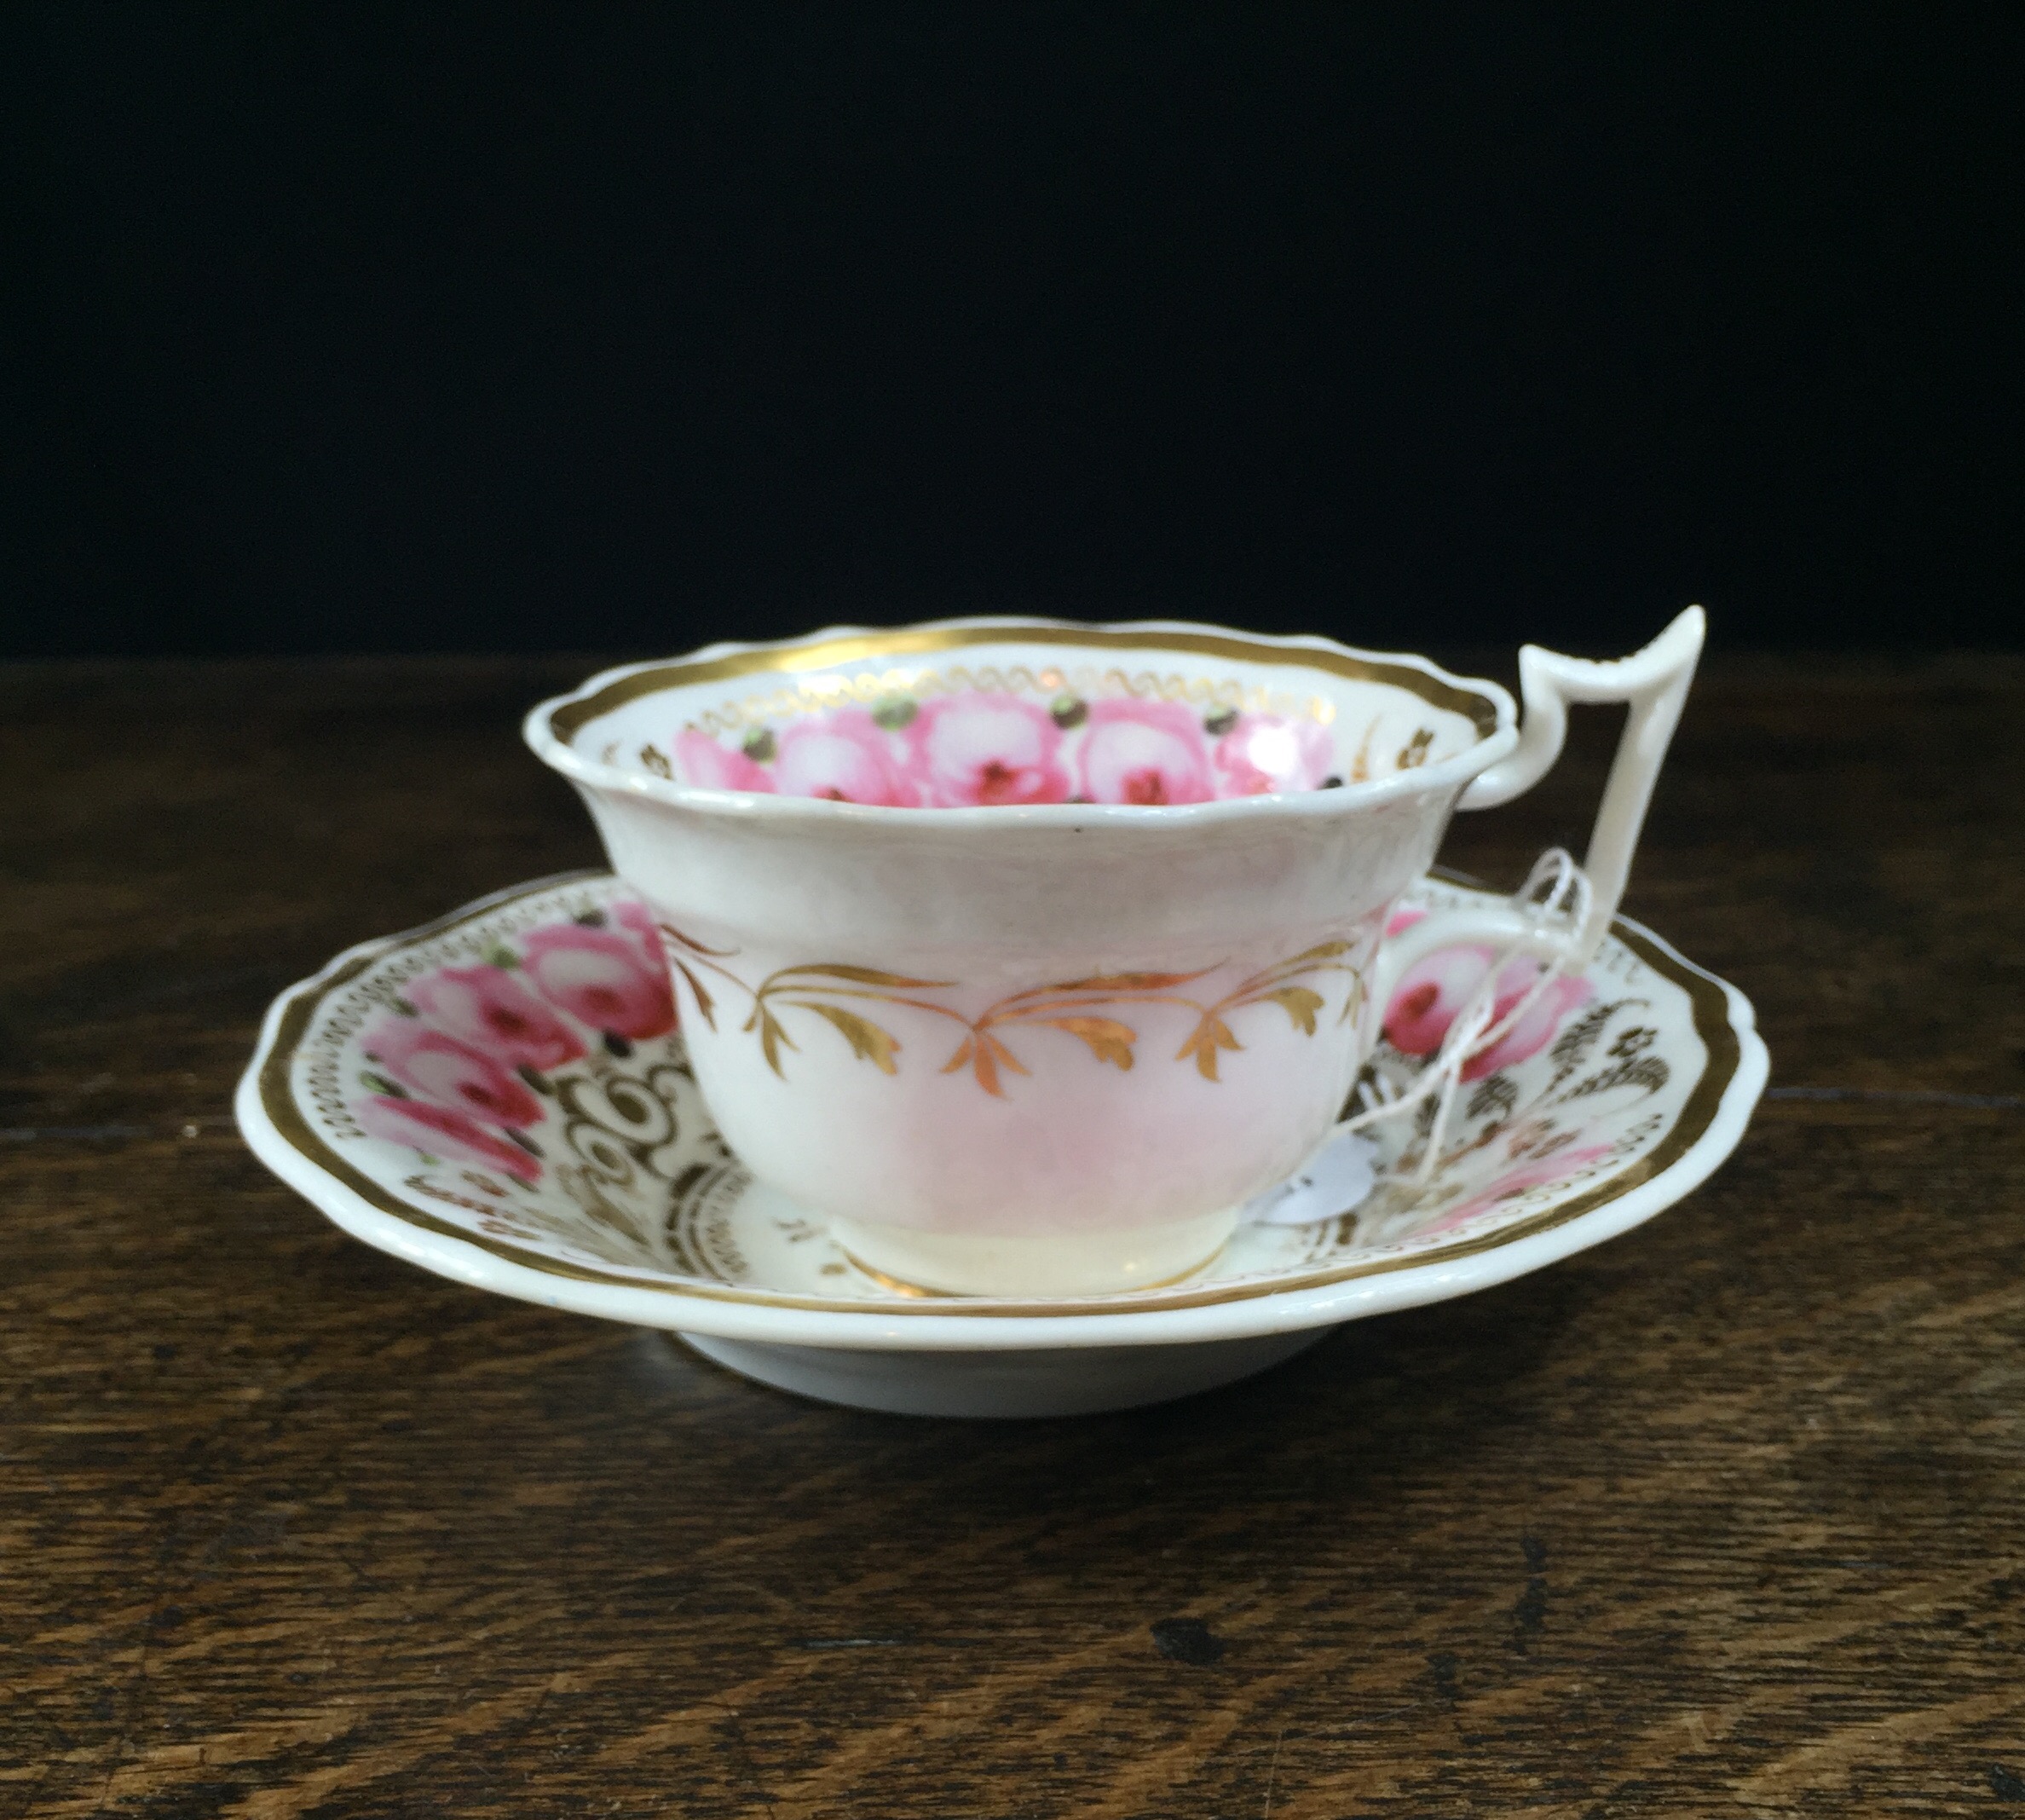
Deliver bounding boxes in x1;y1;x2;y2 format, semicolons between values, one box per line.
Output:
905;693;1070;806
1463;969;1594;1082
363;1017;546;1127
1075;699;1215;806
1385;906;1428;937
355;1094;542;1182
674;730;776;794
611;897;669;978
1420;1147;1613;1235
520;922;677;1039
1382;946;1594;1080
773;710;919;806
404;965;586;1072
1212;714;1336;797
1383;943;1499;1055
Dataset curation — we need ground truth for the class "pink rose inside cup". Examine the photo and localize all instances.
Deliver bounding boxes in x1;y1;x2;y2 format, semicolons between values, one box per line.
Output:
659;690;1353;806
907;694;1070;806
1213;714;1336;797
1076;700;1216;806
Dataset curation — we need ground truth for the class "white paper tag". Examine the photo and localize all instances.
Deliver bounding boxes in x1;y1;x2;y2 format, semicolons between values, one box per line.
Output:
1239;1129;1380;1227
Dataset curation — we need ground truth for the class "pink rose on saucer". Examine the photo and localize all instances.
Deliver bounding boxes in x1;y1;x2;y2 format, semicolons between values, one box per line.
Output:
405;965;586;1072
1384;944;1497;1054
1076;700;1215;806
1211;714;1335;797
674;731;776;794
355;1094;543;1182
774;710;919;806
363;1018;546;1127
1420;1147;1612;1235
521;921;677;1040
611;897;668;977
1464;968;1593;1080
1382;946;1593;1080
906;694;1070;806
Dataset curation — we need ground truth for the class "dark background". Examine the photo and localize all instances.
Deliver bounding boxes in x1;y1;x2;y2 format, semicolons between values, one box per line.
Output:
4;2;2019;660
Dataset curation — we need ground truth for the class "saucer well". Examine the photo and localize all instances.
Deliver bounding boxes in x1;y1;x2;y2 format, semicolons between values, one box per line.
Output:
236;870;1766;1417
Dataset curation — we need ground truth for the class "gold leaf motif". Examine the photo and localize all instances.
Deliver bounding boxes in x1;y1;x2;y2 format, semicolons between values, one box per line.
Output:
753;1008;797;1078
1178;1016;1243;1081
970;1031;1028;1099
1263;986;1324;1035
788;1002;901;1075
657;921;741;959
672;962;718;1031
1350;719;1375;783
771;963;958;990
1036;1016;1137;1071
677;922;1354;1097
1034;969;1209;994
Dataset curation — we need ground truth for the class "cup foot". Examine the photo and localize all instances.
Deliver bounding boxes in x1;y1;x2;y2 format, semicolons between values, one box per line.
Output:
676;1329;1334;1417
825;1206;1240;1299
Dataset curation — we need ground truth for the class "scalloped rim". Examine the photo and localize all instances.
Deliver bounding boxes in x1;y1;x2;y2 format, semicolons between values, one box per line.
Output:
524;616;1521;829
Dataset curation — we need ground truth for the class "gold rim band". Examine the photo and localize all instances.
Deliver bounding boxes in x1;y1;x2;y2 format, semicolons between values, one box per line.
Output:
545;622;1503;745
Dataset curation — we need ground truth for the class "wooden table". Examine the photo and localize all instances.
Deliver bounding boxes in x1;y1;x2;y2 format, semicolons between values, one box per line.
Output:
6;653;2022;1817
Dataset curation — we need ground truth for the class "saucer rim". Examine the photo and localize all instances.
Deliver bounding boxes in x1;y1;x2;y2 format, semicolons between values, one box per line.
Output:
235;870;1768;1352
523;615;1521;830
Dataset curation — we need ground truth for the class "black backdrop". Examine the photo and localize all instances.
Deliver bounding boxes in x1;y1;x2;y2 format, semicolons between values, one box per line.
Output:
4;3;2019;659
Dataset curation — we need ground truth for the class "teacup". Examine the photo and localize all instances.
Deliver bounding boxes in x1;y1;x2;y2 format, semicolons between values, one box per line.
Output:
527;613;1702;1297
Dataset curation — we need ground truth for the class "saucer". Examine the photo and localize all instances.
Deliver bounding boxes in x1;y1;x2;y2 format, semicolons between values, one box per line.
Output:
236;870;1767;1417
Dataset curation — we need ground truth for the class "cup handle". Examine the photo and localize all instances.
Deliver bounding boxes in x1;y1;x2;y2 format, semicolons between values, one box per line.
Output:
1298;879;1582;1193
1313;609;1705;1168
1455;605;1705;962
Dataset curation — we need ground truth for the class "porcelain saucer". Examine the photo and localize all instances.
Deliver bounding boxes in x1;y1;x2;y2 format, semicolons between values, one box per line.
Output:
236;870;1766;1418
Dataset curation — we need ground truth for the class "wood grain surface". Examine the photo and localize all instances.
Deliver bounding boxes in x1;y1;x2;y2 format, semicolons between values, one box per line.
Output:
3;651;2022;1818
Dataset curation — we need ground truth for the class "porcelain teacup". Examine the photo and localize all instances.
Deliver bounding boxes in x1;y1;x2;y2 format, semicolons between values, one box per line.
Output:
527;613;1702;1297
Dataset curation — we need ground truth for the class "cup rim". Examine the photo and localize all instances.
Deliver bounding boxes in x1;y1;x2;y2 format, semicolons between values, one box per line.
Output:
525;615;1520;825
